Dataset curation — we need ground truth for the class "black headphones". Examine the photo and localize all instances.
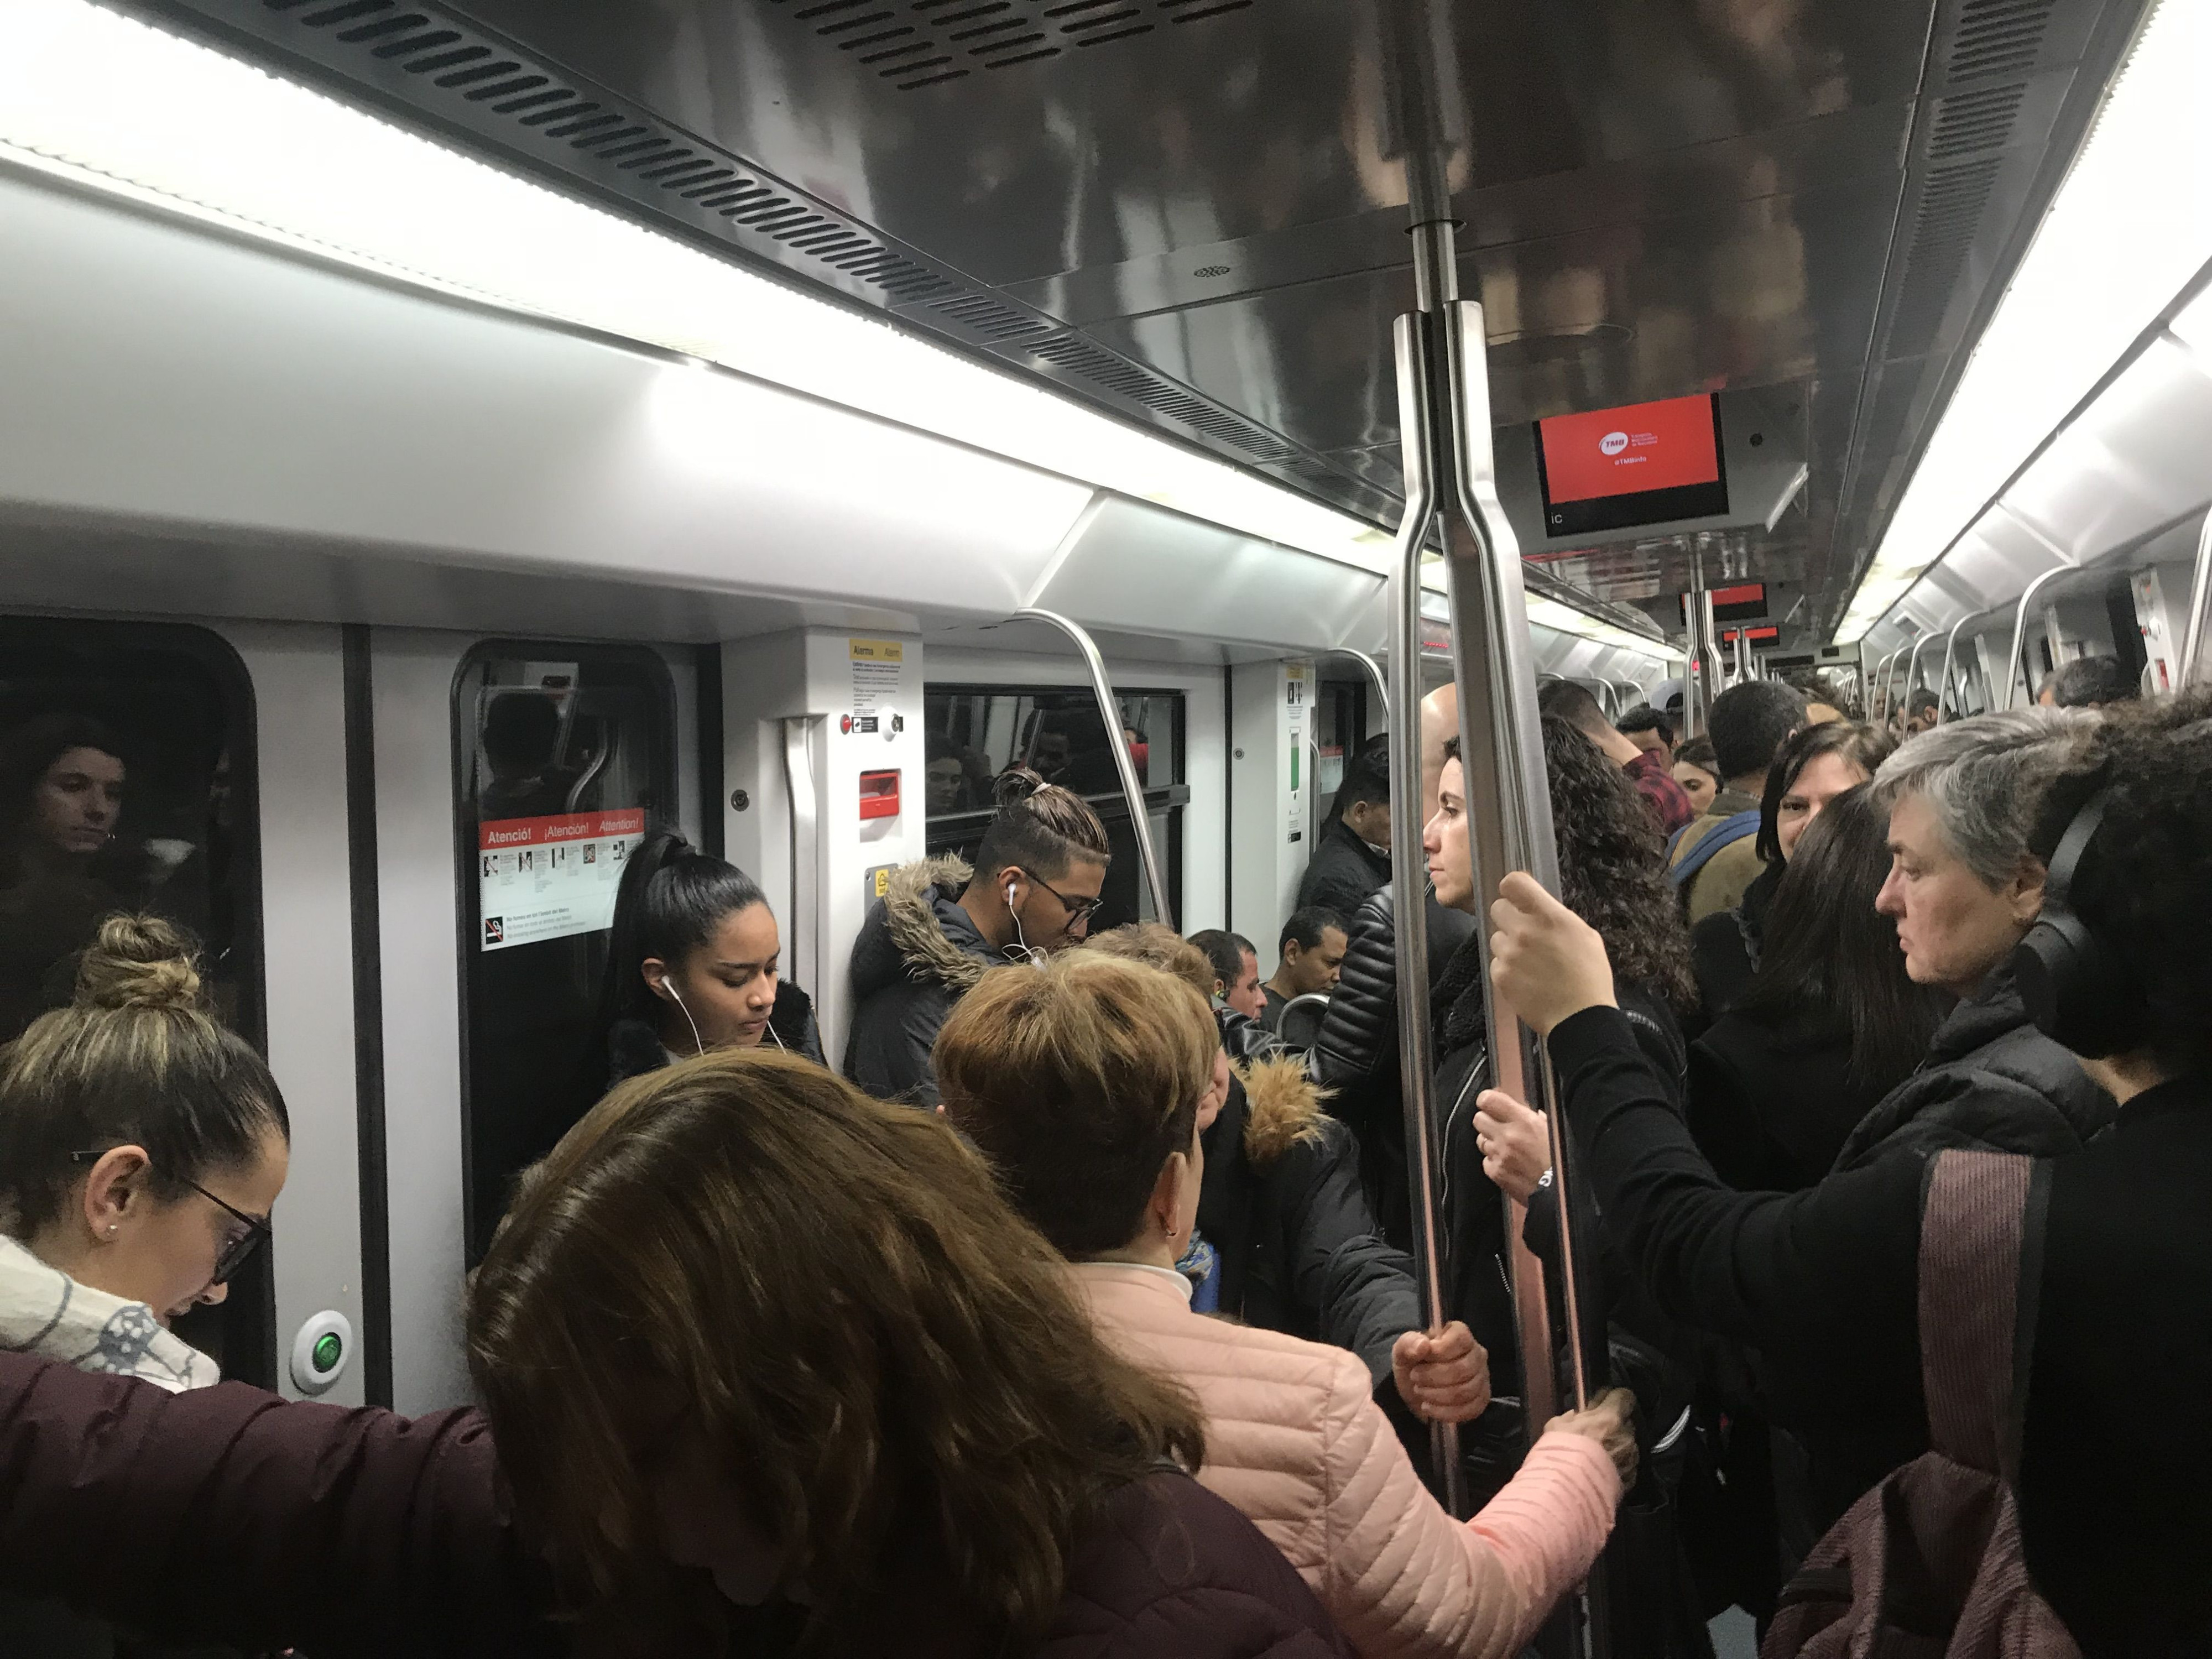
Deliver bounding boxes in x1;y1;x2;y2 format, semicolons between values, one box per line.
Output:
2010;786;2145;1057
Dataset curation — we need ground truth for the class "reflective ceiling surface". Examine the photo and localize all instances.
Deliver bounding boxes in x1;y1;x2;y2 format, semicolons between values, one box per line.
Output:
144;0;2151;648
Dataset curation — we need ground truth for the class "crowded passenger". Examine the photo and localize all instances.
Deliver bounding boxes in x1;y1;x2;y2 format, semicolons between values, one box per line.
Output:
1260;905;1347;1029
1669;737;1720;816
0;915;288;1651
1298;734;1392;919
1689;719;1889;1015
1313;684;1478;1249
846;769;1107;1105
1424;722;1695;1490
2037;654;2137;709
591;828;821;1087
1615;703;1674;758
0;714;148;1041
476;692;578;822
1481;693;2212;1655
1539;680;1695;837
937;950;1635;1659
1078;924;1486;1430
1190;926;1269;1025
1787;673;1852;726
1666;681;1806;922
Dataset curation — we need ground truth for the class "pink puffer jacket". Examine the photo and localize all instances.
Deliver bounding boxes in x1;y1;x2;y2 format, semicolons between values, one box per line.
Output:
1069;1262;1619;1659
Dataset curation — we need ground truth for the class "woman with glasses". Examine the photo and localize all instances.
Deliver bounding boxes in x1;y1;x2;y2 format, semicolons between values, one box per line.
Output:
0;912;285;1652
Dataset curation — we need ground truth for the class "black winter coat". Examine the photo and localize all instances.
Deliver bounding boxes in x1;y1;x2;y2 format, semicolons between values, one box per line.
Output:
844;855;997;1106
1295;818;1390;923
1829;958;2112;1172
1310;881;1477;1249
1196;1042;1420;1409
1548;1008;2212;1658
1686;858;1780;1024
1686;1014;1885;1193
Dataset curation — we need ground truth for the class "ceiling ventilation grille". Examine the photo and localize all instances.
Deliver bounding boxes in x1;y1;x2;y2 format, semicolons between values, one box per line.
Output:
1886;156;2005;356
1024;334;1301;462
761;0;1256;92
915;291;1055;341
243;0;956;298
1944;0;2056;81
1926;83;2027;159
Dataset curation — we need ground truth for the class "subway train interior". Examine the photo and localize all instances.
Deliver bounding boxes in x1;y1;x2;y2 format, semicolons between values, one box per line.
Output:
0;0;2208;1649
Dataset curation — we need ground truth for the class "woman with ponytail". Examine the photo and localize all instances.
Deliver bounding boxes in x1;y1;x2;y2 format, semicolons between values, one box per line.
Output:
592;829;822;1087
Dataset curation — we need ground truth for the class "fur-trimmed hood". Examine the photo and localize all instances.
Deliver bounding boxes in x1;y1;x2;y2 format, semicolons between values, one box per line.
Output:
1238;1052;1332;1167
848;854;997;1001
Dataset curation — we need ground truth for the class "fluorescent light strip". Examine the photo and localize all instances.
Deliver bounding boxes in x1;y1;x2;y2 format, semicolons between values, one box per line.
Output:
0;0;1395;574
1838;0;2209;643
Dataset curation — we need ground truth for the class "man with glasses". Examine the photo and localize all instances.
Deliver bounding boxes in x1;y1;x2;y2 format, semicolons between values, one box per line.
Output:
846;770;1111;1107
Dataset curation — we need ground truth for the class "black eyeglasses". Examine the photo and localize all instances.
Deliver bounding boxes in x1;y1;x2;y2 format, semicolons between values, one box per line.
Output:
1020;868;1103;922
70;1151;272;1285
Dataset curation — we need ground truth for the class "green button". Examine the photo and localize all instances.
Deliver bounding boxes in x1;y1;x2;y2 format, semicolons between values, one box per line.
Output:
311;1333;343;1373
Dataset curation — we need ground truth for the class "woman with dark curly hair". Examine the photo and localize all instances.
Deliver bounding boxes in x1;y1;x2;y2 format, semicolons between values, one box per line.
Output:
1418;719;1694;1469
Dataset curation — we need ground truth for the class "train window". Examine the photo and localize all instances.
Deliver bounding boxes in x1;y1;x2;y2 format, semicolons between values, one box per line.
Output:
925;686;1186;931
1313;674;1373;824
453;644;675;1264
0;618;270;1385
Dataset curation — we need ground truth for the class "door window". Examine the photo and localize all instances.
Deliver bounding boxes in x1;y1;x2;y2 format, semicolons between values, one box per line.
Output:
925;687;1186;931
454;645;675;1263
0;618;269;1383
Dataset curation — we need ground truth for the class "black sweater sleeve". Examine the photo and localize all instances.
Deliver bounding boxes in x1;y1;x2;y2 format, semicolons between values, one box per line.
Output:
1545;1006;1924;1379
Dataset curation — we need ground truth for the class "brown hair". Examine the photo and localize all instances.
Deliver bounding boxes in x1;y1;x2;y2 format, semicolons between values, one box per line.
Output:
936;955;1215;1259
1081;922;1215;1001
0;915;286;1237
973;767;1110;884
467;1048;1202;1649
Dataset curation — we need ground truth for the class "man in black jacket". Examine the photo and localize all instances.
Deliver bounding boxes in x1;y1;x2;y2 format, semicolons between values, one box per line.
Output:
1297;735;1391;919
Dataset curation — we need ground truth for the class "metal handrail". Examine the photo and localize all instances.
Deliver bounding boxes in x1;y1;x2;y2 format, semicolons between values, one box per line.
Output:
780;716;823;999
1901;633;1937;718
2182;508;2212;690
1868;646;1903;720
1384;307;1463;1517
2002;566;2076;711
1339;648;1392;724
1012;608;1175;927
1937;609;1999;721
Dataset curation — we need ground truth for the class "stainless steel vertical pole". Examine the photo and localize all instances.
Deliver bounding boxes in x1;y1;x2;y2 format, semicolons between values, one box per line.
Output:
1385;311;1464;1519
1406;217;1596;1434
1937;611;1987;721
2002;567;2073;712
2180;508;2212;689
1013;607;1176;927
1902;634;1936;719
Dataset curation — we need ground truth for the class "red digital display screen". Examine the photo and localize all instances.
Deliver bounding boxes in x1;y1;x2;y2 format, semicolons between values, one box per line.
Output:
1538;395;1722;502
1533;394;1729;537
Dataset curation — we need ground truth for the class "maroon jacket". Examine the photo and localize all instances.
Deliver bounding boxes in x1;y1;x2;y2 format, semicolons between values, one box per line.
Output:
1624;745;1697;836
0;1354;1349;1658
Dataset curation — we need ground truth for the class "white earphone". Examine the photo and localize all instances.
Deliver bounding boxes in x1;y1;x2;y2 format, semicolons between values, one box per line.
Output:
664;976;787;1052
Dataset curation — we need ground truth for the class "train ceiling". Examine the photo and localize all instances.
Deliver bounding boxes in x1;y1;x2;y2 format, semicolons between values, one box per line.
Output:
132;0;2151;650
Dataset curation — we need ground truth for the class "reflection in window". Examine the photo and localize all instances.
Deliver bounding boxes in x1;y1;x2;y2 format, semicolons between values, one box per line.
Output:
0;619;265;1383
455;648;673;1264
924;687;1186;932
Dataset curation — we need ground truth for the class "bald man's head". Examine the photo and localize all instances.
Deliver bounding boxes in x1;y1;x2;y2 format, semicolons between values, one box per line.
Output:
1420;682;1457;824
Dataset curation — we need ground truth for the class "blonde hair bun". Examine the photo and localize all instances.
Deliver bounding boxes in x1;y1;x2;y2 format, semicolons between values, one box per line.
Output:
74;915;204;1012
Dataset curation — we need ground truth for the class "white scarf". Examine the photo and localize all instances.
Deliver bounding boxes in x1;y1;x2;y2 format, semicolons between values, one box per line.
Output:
0;1233;218;1392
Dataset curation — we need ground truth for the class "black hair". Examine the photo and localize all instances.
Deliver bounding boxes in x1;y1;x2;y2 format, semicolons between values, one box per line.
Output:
1618;705;1674;748
1674;736;1719;780
0;915;288;1238
1535;680;1609;735
1187;929;1254;990
972;769;1110;885
1754;721;1892;864
1786;671;1854;717
1279;906;1346;956
2048;656;2138;709
2060;693;2212;1074
0;713;127;879
482;693;562;771
1539;717;1697;1011
1736;786;1949;1092
1709;681;1807;784
593;830;771;1046
1328;735;1390;818
1906;688;1940;718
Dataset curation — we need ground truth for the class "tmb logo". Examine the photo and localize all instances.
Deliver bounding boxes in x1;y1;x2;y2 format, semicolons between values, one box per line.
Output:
1599;431;1629;456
